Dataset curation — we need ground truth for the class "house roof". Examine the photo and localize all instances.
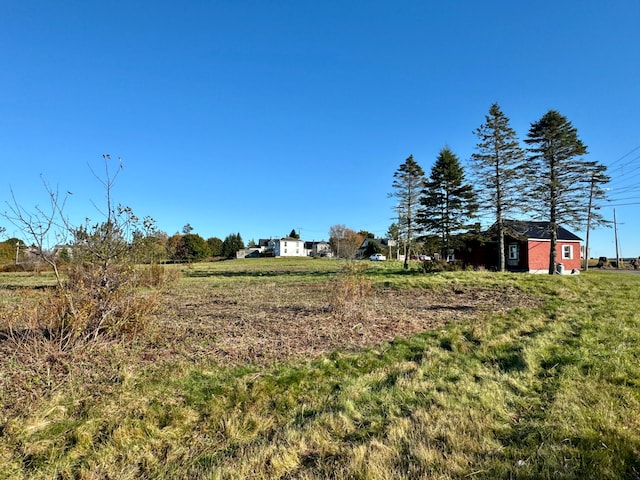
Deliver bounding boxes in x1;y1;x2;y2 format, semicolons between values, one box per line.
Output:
304;240;329;248
358;238;393;249
499;220;582;242
267;237;303;243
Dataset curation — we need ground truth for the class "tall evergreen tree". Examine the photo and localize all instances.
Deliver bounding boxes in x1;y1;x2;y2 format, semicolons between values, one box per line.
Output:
390;155;425;269
471;103;526;271
524;110;593;274
222;232;244;258
418;147;477;260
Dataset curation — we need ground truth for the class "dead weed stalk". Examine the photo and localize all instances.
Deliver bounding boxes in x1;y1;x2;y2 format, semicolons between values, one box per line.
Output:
330;262;373;322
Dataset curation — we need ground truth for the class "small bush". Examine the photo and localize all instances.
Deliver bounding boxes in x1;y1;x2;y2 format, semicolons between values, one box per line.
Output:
0;263;162;348
61;262;159;341
2;158;165;349
330;263;372;321
422;259;464;273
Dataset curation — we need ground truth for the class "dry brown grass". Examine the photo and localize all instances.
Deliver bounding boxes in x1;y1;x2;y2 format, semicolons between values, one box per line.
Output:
143;274;537;367
4;264;639;479
329;263;373;323
0;264;182;424
0;262;538;423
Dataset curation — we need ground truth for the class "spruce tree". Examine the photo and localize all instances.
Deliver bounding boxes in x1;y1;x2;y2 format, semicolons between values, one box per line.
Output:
390;155;425;269
418;147;477;260
222;232;244;258
524;110;593;274
471;103;526;271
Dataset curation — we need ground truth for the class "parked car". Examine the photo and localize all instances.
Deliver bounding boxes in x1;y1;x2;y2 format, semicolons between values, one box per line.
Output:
369;253;386;261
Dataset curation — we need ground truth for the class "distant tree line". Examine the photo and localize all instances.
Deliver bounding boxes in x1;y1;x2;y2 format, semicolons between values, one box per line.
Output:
145;229;245;263
9;228;246;266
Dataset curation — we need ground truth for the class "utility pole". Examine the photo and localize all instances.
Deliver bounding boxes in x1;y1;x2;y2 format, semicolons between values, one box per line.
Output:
614;208;621;269
584;173;596;271
584;164;610;271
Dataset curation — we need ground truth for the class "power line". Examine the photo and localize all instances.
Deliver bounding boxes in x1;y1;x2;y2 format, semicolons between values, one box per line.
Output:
607;145;640;169
607;201;640;207
601;149;640;210
606;196;640;203
607;182;640;194
608;156;640;182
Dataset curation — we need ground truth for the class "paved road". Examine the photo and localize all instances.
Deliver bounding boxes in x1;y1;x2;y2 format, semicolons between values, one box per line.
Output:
588;268;640;274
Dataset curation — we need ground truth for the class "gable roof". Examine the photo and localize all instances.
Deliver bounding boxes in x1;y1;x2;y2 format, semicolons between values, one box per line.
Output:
500;220;582;242
304;240;329;248
358;237;394;249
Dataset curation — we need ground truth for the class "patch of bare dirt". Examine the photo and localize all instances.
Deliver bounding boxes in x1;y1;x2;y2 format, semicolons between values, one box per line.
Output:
144;282;539;366
0;280;540;420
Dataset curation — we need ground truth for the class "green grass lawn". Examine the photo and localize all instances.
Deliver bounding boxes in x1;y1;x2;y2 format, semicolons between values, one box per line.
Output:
1;260;639;479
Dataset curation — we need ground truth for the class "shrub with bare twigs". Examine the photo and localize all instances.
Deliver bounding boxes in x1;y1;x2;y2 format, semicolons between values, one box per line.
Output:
2;155;165;349
330;262;373;322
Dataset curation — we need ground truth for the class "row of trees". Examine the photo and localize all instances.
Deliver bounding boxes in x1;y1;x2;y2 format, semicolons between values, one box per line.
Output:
391;105;609;273
126;227;322;263
2;229;246;266
132;230;245;263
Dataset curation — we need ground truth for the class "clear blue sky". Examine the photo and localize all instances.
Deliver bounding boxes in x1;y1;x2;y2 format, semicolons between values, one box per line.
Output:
1;1;638;258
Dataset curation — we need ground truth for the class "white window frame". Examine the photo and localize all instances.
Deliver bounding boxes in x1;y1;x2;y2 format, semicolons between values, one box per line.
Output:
562;245;573;259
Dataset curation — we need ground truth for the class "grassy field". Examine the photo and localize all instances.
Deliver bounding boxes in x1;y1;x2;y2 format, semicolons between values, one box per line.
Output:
1;258;639;479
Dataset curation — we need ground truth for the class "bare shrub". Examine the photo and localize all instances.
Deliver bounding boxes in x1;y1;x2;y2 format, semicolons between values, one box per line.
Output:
2;265;160;350
56;262;159;341
3;156;162;349
330;262;373;322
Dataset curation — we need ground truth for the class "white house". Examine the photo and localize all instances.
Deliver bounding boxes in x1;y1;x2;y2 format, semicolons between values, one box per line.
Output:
269;237;306;257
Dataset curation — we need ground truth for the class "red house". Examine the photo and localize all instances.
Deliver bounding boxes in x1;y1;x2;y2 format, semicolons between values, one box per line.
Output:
463;220;583;273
